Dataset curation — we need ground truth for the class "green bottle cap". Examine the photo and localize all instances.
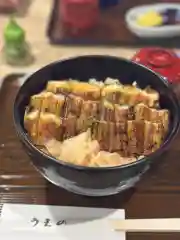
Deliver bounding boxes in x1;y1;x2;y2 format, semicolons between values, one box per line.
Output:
4;17;25;44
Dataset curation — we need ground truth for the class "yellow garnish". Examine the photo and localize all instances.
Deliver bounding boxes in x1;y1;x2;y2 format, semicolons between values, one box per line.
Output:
136;11;163;27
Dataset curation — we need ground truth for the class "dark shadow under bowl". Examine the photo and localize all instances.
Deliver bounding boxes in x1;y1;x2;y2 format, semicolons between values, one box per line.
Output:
13;55;180;197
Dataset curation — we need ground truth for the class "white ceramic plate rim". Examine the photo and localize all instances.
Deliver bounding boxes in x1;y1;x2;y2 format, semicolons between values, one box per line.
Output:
125;3;180;31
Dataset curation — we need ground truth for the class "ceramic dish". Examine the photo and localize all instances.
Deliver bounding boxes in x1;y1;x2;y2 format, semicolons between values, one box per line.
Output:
125;3;180;38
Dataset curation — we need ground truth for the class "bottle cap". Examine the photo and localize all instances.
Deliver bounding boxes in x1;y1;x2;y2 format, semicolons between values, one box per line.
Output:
4;17;25;44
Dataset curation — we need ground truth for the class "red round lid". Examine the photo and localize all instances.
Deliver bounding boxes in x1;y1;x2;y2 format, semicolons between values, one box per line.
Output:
147;49;177;68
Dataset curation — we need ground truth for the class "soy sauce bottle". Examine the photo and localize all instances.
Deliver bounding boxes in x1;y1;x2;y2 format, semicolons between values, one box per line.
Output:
3;17;33;66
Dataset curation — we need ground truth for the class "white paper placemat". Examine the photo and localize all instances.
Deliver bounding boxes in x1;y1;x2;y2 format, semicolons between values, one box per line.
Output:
0;204;125;240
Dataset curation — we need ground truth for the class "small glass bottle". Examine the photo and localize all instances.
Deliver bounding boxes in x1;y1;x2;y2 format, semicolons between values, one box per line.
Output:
3;17;34;66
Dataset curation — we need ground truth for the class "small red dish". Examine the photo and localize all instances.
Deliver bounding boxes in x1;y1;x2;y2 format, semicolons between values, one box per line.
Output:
132;47;180;84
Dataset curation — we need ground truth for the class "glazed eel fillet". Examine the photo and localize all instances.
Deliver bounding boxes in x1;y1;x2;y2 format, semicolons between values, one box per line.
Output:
24;79;169;159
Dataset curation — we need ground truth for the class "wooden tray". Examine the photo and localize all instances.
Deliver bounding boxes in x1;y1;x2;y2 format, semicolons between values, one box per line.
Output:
47;0;180;47
1;74;180;240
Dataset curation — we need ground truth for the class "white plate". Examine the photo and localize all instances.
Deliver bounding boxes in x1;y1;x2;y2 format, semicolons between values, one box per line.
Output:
125;3;180;38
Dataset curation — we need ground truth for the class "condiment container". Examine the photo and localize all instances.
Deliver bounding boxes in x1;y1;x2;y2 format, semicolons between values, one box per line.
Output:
2;17;33;66
60;0;99;36
132;48;180;84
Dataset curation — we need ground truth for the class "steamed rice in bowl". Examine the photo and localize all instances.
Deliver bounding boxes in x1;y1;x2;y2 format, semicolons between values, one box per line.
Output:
24;77;169;168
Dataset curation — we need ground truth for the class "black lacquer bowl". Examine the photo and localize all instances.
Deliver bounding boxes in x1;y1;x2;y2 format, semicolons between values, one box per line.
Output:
13;56;180;197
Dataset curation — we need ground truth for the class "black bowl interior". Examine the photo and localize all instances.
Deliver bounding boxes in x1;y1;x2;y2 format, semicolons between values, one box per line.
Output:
14;55;180;169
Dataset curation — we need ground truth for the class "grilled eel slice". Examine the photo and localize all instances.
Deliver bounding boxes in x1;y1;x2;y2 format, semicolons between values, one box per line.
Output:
102;84;159;107
46;80;101;100
134;103;169;134
29;91;65;116
24;111;77;145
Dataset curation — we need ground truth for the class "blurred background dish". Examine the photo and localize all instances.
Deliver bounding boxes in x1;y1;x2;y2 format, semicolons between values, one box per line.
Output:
132;48;180;84
125;3;180;38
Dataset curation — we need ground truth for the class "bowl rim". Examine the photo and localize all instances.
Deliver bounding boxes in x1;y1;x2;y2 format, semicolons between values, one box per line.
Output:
13;55;180;172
